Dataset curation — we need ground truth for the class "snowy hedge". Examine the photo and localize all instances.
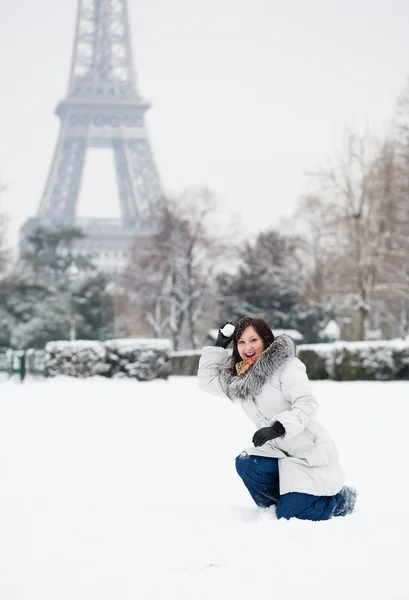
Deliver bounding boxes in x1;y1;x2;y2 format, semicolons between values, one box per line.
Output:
298;339;409;380
171;349;202;376
45;339;172;381
5;338;409;381
171;338;409;380
104;339;172;380
46;341;108;378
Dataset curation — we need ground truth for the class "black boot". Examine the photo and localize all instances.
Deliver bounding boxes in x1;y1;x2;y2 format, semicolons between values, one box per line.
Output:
333;486;358;517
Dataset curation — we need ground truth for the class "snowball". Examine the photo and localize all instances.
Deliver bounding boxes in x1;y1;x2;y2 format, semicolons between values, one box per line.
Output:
221;324;235;337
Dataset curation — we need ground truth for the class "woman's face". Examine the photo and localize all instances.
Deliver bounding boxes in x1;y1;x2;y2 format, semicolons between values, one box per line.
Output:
237;325;265;361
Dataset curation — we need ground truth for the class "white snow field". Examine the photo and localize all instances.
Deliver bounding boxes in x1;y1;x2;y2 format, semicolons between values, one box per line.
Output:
0;375;408;600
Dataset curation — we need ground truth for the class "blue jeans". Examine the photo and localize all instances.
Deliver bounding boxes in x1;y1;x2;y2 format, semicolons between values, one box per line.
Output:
235;453;344;521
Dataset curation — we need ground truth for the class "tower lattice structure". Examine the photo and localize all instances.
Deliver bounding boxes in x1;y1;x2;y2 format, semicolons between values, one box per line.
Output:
20;0;163;275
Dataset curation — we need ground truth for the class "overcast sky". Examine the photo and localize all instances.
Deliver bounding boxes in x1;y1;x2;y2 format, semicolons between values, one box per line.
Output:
1;0;409;250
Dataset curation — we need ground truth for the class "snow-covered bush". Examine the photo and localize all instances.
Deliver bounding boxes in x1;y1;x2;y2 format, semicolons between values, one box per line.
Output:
332;346;395;381
45;339;172;380
45;341;109;378
104;339;172;381
298;339;409;380
19;338;409;381
297;348;331;380
391;345;409;379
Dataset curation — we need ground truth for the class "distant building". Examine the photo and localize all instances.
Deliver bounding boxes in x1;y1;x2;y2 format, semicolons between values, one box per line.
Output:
19;0;164;280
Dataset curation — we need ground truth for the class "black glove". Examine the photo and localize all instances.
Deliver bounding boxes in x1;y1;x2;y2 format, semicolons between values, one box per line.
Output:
215;322;235;349
252;421;286;447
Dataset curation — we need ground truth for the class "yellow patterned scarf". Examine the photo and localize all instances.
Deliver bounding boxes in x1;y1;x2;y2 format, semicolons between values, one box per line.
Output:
235;355;260;376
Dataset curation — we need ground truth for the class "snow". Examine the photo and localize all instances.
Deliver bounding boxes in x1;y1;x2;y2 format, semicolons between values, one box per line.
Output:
0;375;408;599
220;323;235;337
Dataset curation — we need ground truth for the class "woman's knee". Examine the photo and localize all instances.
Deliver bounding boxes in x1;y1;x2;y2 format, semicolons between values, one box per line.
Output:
235;454;279;478
235;452;254;478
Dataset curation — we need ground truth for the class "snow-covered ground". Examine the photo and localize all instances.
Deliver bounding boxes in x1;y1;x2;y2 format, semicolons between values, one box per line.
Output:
0;375;407;600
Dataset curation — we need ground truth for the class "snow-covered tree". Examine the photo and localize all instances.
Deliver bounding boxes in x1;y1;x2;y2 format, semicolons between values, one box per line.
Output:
215;228;325;340
20;224;92;282
123;187;227;349
0;225;115;348
0;270;69;348
73;272;114;341
11;296;72;349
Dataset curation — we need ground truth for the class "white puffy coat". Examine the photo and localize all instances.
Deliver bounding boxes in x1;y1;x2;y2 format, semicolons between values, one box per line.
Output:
198;335;345;496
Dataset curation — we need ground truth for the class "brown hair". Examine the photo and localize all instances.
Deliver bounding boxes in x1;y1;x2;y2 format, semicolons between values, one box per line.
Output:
229;316;275;374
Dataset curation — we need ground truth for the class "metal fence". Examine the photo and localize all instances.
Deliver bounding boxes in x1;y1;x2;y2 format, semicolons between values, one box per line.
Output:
0;350;46;381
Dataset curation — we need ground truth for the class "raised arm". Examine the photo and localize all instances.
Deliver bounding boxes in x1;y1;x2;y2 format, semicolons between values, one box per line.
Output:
197;346;231;398
197;323;235;398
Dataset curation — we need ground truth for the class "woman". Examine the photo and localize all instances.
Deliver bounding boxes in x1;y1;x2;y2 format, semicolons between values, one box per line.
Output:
198;316;357;521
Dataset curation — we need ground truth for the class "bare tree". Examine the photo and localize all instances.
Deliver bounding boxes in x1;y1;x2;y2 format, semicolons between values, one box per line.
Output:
308;129;409;340
292;194;342;308
122;233;172;338
123;187;228;349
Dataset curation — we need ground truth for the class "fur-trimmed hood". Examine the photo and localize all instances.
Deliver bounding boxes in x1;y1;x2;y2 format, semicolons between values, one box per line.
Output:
219;334;296;401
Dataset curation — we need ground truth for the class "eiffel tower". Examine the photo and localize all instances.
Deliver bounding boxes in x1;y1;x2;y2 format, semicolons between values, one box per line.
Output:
20;0;163;276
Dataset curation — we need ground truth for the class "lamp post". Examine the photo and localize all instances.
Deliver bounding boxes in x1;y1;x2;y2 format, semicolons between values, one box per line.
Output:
105;281;125;339
67;262;79;341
